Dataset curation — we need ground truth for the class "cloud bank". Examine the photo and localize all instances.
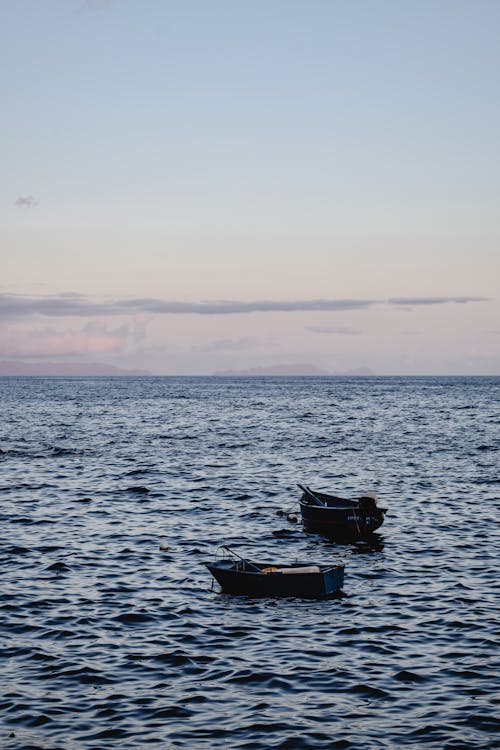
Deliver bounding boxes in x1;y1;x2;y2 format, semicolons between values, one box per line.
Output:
0;321;147;359
0;292;488;322
389;296;487;306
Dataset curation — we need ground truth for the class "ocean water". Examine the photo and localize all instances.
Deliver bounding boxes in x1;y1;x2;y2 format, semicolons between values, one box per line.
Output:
1;375;499;750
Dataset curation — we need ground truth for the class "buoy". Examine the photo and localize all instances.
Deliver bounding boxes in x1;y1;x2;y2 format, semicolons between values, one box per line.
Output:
159;542;169;551
287;513;298;523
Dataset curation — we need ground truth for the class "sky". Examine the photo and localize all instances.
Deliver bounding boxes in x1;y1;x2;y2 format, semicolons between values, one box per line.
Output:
1;0;499;375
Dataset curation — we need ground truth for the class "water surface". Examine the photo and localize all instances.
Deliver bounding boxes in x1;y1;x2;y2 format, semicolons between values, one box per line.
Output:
1;376;499;749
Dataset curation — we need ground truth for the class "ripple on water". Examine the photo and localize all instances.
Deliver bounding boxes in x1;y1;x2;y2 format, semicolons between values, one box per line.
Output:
0;375;499;750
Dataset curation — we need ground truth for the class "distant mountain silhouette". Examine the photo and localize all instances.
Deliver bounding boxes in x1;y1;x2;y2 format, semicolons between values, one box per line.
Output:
213;363;374;376
0;360;151;376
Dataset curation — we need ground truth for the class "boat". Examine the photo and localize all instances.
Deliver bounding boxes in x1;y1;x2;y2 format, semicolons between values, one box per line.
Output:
298;484;387;538
206;547;345;598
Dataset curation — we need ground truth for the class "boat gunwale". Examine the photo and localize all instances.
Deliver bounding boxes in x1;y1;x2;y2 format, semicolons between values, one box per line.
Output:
299;499;388;513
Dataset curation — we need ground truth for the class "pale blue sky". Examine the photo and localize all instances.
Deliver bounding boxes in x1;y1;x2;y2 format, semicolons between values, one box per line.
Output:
1;0;499;374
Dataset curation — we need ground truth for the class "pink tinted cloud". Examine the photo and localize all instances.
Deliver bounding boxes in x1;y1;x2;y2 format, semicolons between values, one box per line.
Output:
0;321;147;358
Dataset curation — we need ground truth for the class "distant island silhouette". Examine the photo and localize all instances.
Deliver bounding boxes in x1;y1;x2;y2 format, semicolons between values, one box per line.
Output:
0;361;374;377
213;364;374;376
0;361;151;376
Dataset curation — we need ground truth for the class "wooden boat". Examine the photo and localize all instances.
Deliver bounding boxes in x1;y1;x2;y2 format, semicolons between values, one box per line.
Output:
298;484;387;538
206;548;344;598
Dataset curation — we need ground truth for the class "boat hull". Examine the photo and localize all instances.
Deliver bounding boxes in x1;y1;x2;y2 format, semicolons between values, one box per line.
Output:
300;503;385;537
299;490;386;538
206;561;344;598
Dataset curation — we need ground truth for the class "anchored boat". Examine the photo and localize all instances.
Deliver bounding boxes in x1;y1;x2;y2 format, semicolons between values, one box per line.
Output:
206;547;345;598
298;484;387;538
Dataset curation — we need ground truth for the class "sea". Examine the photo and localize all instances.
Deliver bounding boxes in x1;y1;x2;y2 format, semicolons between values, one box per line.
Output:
1;375;499;750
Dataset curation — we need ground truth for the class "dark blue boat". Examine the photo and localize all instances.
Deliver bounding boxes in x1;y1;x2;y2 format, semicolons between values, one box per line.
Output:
206;549;345;598
299;485;387;538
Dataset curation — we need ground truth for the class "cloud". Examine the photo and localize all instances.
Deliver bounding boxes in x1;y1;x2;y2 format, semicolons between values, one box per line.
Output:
0;293;120;320
120;297;378;315
305;325;361;335
0;292;489;322
389;296;488;306
14;195;38;208
0;321;147;359
0;293;378;320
